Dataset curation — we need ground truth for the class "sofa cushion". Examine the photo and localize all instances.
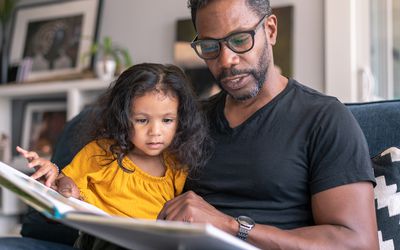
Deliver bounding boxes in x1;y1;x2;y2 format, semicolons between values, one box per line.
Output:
373;147;400;250
346;100;400;157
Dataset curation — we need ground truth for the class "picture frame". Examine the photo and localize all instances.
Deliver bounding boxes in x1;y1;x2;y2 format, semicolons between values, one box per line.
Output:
0;133;11;163
174;19;217;98
21;102;67;157
272;5;293;77
174;19;206;69
9;0;103;82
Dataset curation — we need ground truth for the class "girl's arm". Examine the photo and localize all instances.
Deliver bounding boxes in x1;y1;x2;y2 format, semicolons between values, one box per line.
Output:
16;146;58;187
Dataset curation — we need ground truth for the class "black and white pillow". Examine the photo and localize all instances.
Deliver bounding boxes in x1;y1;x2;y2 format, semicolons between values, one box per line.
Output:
373;147;400;250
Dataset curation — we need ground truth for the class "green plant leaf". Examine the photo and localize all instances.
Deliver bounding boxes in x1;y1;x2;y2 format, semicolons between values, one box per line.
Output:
119;49;133;67
110;50;120;65
103;36;113;55
0;0;19;23
83;36;133;71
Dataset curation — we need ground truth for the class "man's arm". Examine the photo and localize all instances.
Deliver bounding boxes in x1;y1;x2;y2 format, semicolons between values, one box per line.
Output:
158;182;378;250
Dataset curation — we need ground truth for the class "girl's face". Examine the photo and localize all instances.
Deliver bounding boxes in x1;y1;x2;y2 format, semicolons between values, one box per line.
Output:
130;90;179;157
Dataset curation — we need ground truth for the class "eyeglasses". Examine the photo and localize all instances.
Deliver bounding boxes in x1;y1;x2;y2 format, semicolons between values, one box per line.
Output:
191;14;268;60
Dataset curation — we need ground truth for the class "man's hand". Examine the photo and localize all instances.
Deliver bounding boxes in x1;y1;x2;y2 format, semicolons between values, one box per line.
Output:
157;191;238;234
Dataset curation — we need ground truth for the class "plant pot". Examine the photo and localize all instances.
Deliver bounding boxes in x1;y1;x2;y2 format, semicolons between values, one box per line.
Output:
95;59;116;81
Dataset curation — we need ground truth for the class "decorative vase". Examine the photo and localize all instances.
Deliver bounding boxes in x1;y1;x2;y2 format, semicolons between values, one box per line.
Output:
95;59;116;81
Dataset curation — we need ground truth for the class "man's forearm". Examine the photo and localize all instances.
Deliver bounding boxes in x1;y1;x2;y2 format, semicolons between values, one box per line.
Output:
220;183;378;250
246;223;377;250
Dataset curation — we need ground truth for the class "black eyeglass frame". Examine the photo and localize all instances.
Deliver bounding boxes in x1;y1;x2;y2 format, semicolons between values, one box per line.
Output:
190;14;269;60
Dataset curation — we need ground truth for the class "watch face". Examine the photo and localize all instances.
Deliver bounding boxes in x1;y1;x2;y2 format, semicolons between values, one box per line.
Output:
238;216;255;227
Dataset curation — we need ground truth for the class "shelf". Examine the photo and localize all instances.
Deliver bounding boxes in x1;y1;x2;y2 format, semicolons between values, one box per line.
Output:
0;78;111;145
0;78;110;98
0;78;112;220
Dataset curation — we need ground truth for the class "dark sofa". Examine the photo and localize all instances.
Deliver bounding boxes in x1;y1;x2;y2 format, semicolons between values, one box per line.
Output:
347;99;400;249
346;99;400;157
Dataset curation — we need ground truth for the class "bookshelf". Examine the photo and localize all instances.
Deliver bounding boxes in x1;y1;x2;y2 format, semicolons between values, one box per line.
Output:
0;78;109;235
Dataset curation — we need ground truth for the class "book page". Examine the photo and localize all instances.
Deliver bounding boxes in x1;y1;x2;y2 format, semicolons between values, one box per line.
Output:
61;214;260;250
66;197;109;217
0;161;108;218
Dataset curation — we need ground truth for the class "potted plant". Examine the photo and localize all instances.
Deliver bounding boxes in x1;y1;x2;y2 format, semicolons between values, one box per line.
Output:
86;36;132;81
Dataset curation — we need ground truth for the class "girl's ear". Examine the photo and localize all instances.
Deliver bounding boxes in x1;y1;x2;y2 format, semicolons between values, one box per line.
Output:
265;14;278;46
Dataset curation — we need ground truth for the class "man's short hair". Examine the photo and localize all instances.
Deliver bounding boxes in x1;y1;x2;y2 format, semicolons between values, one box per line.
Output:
187;0;272;30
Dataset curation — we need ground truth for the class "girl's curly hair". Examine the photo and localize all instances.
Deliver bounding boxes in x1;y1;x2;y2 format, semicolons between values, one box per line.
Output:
89;63;212;173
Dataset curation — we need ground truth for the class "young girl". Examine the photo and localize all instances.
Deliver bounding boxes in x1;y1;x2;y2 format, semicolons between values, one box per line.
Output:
17;63;211;248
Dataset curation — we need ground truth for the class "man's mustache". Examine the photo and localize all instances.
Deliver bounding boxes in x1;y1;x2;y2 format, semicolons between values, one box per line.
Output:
218;68;252;81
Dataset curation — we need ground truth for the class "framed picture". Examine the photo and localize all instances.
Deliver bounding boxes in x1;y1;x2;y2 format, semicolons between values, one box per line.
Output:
21;102;67;157
174;19;206;69
174;19;217;98
272;6;293;77
0;133;11;163
10;0;103;81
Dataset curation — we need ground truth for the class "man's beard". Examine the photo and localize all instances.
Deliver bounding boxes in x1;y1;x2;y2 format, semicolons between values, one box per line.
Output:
216;44;269;101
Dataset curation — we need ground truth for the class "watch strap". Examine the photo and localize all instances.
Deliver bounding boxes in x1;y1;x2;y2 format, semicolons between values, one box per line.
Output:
236;216;255;241
237;225;251;240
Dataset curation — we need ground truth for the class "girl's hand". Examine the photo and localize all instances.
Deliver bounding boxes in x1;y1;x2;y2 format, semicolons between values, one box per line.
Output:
16;146;59;187
16;146;39;162
54;175;81;199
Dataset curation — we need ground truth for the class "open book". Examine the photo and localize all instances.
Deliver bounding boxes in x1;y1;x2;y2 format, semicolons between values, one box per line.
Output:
0;161;259;250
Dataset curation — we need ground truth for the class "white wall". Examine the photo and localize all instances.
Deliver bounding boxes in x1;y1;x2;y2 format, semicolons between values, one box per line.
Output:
100;0;190;65
11;0;324;91
100;0;324;91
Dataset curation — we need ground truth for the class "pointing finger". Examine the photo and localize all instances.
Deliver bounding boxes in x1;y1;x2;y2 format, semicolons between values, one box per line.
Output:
16;146;39;162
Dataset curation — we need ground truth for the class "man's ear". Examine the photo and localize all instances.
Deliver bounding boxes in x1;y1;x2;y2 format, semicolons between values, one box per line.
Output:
265;15;278;45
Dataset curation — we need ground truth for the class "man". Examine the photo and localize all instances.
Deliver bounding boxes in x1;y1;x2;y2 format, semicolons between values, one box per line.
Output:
157;0;378;249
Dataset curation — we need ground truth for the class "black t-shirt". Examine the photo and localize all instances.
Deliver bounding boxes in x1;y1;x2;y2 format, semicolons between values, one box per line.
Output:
185;79;375;229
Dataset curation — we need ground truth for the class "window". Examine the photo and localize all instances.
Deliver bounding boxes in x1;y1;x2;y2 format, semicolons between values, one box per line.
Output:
370;0;400;99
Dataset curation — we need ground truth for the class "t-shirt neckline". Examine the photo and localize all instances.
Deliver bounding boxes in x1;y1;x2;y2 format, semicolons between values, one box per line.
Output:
218;78;295;132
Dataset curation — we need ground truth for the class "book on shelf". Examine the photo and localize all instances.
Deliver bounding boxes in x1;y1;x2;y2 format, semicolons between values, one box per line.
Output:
0;161;259;250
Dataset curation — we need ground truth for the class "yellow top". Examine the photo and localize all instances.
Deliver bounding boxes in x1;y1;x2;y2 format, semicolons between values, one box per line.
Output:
62;140;187;219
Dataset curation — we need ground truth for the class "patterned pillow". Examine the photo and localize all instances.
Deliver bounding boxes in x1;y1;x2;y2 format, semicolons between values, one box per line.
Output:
373;147;400;250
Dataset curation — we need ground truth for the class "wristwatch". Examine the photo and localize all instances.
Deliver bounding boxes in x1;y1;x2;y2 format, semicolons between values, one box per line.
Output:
236;215;255;241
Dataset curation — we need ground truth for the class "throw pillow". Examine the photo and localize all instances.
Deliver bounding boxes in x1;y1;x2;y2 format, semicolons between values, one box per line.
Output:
373;147;400;250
